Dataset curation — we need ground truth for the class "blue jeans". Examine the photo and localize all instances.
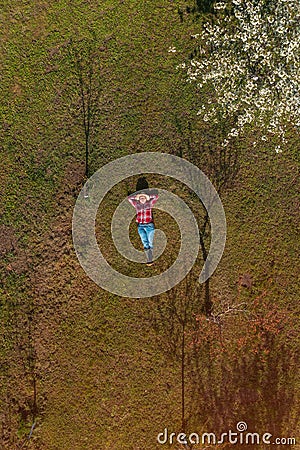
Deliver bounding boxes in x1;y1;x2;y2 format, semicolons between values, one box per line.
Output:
138;222;155;249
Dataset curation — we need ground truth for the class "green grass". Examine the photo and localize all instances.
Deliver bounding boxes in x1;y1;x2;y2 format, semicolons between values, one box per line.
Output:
1;0;299;449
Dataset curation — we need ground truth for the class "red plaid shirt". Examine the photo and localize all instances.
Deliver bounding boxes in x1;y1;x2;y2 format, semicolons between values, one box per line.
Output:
128;194;158;224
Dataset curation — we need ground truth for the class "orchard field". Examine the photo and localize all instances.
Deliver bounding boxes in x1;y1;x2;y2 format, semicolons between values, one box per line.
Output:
0;1;299;449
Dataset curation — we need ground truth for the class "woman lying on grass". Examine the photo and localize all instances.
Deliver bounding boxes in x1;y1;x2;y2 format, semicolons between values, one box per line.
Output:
128;191;158;266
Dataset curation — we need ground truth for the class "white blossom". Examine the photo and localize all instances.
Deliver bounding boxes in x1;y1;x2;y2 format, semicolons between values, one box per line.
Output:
183;0;300;150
